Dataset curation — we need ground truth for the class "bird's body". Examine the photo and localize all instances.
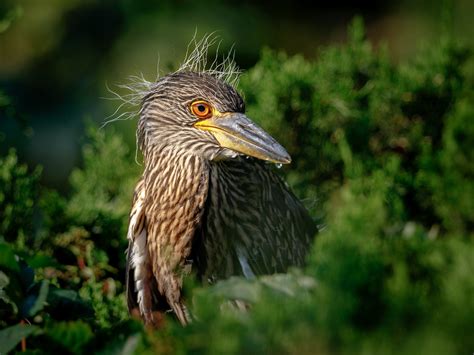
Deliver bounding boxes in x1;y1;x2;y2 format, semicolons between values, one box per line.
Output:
194;158;314;282
125;68;316;325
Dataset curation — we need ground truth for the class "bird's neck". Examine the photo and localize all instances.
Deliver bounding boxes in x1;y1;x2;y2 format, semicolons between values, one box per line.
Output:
142;145;209;303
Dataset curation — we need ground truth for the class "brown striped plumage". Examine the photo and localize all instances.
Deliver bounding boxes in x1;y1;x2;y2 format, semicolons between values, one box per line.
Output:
126;71;317;326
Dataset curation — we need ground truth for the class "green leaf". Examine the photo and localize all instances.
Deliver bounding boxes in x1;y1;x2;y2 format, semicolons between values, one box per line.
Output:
0;323;39;354
95;334;142;355
27;280;49;317
210;277;262;303
0;270;9;289
0;243;19;273
24;254;60;269
20;280;49;318
260;272;317;296
0;270;18;315
46;321;93;354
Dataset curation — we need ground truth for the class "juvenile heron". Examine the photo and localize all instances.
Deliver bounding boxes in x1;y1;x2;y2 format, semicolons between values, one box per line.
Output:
125;47;316;325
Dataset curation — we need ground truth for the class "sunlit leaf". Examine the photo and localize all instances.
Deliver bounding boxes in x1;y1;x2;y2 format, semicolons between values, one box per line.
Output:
210;277;262;303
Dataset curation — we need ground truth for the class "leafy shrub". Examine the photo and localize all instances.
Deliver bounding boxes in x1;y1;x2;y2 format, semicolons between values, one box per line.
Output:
0;150;41;247
240;18;473;236
0;130;142;354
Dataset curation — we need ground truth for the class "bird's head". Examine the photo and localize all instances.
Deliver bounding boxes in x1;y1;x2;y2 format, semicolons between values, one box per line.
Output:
138;71;291;164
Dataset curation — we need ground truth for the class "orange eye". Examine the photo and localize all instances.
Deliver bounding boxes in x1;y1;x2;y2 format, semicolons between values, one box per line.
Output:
190;101;213;119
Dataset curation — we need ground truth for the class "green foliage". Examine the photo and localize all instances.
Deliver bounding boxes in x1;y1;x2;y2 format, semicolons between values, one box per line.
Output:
426;98;474;233
144;166;473;355
240;18;473;236
0;323;40;354
67;125;140;238
0;150;41;247
0;129;139;353
1;18;473;354
45;321;93;354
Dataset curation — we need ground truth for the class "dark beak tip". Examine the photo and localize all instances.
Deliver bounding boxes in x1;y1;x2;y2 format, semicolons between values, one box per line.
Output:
278;149;291;164
273;155;291;165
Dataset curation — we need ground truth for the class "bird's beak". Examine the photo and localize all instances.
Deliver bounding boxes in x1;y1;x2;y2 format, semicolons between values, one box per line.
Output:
194;113;291;164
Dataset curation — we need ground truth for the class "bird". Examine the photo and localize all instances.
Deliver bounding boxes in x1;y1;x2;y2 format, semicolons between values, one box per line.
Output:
124;44;317;326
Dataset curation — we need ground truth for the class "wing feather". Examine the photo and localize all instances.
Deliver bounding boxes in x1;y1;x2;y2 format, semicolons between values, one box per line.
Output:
193;158;317;282
125;179;156;324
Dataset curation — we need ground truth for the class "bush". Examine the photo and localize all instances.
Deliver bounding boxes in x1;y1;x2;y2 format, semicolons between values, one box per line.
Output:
0;129;142;354
0;150;41;247
240;18;473;236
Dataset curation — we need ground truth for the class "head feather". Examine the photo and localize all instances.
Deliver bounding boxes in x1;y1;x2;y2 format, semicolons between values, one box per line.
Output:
103;34;241;126
102;34;241;163
178;32;241;88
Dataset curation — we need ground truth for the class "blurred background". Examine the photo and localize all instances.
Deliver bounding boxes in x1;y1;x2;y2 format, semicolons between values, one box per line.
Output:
0;0;472;189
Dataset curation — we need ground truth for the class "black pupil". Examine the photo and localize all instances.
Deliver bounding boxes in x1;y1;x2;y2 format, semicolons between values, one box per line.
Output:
197;105;206;112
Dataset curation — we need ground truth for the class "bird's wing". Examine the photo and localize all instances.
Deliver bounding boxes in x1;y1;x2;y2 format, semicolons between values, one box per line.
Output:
126;163;205;326
125;178;157;324
193;158;317;282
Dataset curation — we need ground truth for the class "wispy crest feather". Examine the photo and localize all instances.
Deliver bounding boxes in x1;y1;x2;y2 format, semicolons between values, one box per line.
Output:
103;33;241;128
178;32;241;88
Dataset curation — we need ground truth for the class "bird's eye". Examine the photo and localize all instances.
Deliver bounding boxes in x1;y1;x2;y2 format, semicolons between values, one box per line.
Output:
190;101;213;119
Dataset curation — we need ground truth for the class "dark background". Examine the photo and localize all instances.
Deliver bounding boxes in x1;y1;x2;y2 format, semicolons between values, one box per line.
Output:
0;0;472;189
